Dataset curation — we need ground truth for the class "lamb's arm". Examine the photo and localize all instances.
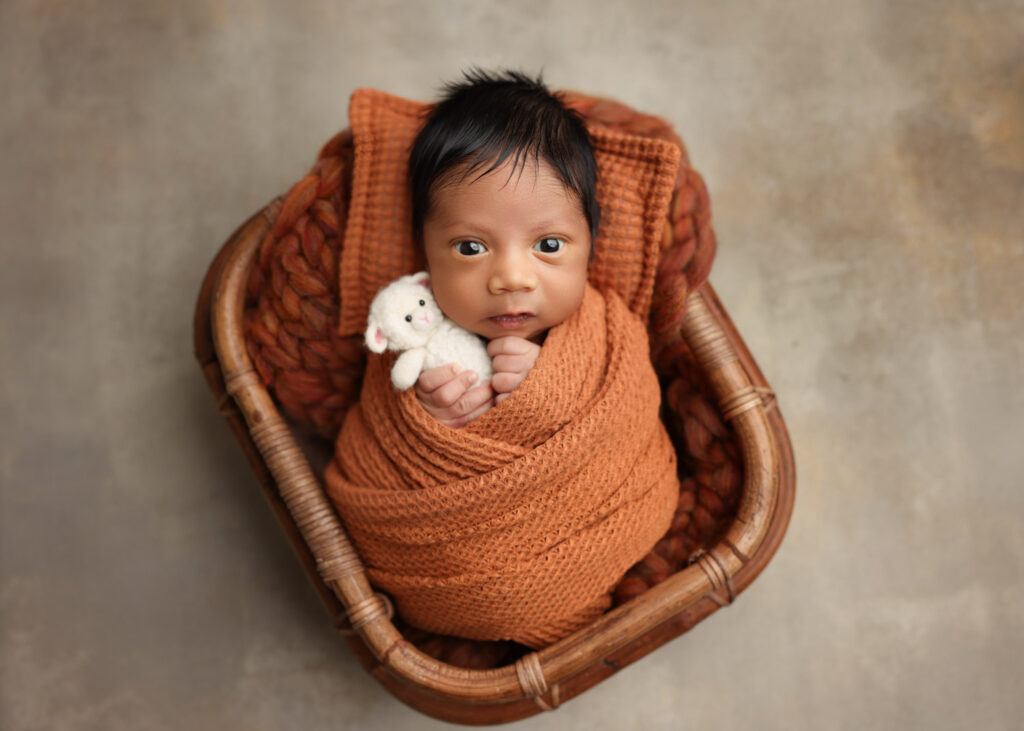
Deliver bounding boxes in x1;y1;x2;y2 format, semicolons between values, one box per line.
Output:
391;348;427;391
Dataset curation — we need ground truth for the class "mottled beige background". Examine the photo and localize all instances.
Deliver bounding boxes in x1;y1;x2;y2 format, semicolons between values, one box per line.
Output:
2;1;1022;729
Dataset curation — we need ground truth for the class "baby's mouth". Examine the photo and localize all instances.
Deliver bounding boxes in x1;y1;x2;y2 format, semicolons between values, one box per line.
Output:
490;313;532;330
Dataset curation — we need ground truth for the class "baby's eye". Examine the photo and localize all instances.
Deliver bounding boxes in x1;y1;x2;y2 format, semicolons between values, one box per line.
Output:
533;238;565;254
454;240;486;256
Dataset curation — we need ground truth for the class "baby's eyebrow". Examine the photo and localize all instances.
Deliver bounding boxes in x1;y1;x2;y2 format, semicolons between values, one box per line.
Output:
527;220;569;233
439;220;498;236
443;219;573;235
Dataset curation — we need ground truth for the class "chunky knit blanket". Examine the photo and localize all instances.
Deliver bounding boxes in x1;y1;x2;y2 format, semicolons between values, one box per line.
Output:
325;284;678;648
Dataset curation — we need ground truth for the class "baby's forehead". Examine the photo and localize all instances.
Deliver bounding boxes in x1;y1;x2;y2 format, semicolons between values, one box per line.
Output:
436;155;558;190
430;158;580;212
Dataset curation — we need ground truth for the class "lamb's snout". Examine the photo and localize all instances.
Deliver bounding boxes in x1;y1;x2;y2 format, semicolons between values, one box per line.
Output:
411;312;433;331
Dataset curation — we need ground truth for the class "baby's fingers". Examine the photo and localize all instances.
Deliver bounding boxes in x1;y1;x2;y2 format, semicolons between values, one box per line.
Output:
488;336;540;375
491;371;527;395
446;382;491;415
416;363;465;394
427;383;494;427
416;369;482;410
445;392;494;428
491;352;535;375
487;336;538;357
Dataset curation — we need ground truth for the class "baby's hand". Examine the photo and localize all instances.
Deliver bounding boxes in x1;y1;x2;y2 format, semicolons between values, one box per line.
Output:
415;363;494;428
488;337;541;404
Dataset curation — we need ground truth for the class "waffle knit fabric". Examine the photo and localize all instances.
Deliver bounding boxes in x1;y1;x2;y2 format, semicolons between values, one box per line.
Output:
325;285;679;648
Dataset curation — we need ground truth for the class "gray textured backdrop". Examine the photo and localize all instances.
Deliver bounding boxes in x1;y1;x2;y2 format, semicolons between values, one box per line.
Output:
2;1;1022;729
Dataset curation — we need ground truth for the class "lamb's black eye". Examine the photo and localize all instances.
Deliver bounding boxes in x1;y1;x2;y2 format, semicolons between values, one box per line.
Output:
405;315;412;322
419;299;425;306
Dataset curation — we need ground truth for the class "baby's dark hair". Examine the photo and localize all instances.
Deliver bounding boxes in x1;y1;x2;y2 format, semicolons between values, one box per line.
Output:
409;69;600;243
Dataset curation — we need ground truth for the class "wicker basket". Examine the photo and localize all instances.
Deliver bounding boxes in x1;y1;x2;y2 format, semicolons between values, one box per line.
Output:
193;99;795;725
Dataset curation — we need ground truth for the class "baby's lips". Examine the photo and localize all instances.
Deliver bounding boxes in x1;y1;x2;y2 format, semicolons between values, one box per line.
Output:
490;313;533;330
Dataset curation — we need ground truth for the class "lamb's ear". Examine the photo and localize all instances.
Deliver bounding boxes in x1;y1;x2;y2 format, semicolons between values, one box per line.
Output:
411;270;431;289
365;323;388;353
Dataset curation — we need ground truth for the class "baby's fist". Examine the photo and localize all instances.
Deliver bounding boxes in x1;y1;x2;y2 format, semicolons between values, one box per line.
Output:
488;336;541;403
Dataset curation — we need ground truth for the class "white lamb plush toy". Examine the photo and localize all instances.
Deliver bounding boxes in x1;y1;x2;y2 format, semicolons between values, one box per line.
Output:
365;271;493;391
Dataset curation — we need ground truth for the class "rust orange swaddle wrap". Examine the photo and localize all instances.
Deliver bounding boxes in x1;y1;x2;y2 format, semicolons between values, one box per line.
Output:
325;285;678;647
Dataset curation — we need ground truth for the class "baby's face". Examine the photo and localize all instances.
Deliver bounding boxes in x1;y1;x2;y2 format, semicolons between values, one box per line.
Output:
422;159;590;343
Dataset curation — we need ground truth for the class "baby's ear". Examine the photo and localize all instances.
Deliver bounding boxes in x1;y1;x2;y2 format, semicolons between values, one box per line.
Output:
365;323;388;353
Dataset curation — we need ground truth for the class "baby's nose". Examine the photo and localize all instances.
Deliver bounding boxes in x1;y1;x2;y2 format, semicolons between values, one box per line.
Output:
488;253;538;294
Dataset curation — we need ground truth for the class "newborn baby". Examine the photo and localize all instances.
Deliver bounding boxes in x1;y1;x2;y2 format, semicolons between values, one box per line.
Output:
406;69;598;427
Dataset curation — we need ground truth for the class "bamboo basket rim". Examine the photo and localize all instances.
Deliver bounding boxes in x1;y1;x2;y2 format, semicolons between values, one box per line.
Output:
195;201;796;724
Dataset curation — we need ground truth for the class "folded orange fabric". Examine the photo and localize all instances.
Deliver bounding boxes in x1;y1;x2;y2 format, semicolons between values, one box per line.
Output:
325;285;679;648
